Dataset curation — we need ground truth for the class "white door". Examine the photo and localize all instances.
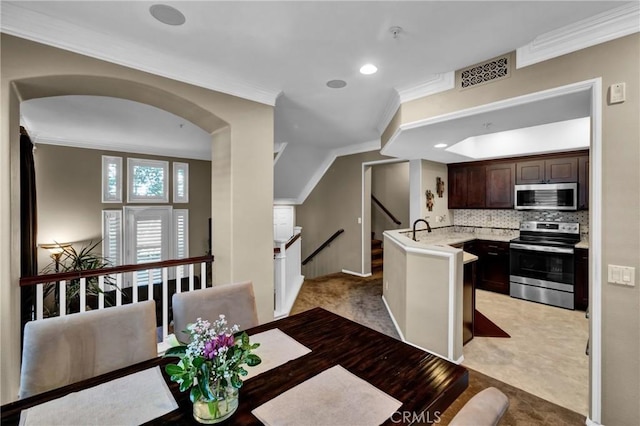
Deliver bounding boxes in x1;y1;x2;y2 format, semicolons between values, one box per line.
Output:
273;206;294;242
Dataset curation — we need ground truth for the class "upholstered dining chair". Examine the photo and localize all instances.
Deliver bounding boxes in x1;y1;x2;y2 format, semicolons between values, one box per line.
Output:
449;387;509;426
172;281;259;343
19;300;157;399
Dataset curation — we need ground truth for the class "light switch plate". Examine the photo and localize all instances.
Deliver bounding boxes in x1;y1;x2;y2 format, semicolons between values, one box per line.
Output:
608;264;635;286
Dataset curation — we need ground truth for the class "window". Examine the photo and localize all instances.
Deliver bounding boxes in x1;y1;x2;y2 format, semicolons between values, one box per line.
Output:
173;162;189;203
127;158;169;203
174;209;189;276
102;210;122;266
111;206;189;286
102;156;122;203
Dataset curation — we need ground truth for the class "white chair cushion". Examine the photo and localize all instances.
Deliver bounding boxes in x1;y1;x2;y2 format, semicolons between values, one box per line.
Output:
449;387;509;426
172;281;259;343
19;300;157;399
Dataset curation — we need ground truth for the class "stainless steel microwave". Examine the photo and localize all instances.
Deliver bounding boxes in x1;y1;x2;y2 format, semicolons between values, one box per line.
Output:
514;183;578;210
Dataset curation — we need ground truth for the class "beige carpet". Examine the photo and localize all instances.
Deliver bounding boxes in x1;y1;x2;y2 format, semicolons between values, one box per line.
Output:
291;272;586;425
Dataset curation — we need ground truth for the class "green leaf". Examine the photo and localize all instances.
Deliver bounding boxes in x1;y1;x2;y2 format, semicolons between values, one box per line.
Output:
246;354;262;366
241;332;249;346
192;356;204;369
230;374;243;389
164;345;187;357
165;364;184;376
250;343;260;350
237;367;248;376
190;386;202;404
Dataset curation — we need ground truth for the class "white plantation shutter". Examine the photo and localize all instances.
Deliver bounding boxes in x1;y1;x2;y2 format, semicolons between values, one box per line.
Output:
174;210;189;276
102;210;122;266
124;206;172;285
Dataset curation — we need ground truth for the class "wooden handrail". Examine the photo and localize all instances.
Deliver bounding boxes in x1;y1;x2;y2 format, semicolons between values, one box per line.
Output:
20;255;214;287
273;233;302;255
302;229;344;266
371;194;401;225
285;233;302;250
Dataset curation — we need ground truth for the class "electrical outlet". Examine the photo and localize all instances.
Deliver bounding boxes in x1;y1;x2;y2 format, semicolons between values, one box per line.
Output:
385;281;389;290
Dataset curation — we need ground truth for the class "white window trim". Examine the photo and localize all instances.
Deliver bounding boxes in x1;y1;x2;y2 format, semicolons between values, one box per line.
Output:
127;158;169;203
102;156;122;203
173;162;189;203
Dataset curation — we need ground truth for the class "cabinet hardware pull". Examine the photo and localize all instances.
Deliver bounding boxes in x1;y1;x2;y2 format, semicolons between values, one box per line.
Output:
487;252;499;256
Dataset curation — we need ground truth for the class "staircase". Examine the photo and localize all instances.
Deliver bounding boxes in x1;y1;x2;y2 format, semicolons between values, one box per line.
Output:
371;232;383;273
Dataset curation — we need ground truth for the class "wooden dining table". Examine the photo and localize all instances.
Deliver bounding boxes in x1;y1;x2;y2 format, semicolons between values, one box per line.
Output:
1;307;468;425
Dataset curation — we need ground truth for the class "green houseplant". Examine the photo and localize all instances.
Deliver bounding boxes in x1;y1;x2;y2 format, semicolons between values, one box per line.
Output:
41;240;115;316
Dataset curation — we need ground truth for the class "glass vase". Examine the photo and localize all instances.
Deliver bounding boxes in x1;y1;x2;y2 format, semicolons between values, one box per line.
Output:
192;387;239;424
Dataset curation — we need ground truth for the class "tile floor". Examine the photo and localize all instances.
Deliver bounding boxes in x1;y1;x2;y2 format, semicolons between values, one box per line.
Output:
463;289;590;416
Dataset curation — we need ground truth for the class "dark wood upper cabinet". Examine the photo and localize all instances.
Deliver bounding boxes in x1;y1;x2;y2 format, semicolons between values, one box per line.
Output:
448;165;485;208
546;157;578;183
578;155;589;210
486;163;515;208
516;157;578;184
466;166;486;208
515;159;545;184
449;150;587;209
448;166;468;209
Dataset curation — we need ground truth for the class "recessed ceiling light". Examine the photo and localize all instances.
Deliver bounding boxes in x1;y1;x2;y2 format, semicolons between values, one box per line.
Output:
326;80;347;89
359;64;378;75
434;143;448;148
149;4;186;26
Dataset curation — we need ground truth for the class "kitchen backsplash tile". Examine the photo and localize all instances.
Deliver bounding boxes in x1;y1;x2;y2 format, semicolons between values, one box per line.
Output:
451;209;589;237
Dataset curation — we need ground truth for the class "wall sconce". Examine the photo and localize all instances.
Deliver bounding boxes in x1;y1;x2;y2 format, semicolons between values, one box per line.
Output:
40;242;72;272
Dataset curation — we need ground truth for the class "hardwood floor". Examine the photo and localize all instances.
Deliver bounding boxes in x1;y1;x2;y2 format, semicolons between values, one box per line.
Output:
292;271;587;425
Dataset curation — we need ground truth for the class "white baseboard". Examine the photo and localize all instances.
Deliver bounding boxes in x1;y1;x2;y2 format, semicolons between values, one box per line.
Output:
381;295;406;341
342;269;372;278
586;417;603;426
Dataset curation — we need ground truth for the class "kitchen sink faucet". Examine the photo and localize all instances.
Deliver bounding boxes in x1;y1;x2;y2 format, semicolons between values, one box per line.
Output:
412;219;432;241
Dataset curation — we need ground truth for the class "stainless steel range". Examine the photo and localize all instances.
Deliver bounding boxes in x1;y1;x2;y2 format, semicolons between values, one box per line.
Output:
509;221;580;310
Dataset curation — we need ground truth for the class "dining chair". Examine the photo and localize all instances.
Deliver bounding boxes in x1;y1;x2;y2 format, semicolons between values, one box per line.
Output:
19;300;157;399
172;281;259;343
449;387;509;426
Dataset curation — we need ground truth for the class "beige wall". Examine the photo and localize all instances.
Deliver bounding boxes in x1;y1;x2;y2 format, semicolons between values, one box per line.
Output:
33;144;212;268
420;160;452;228
1;34;274;403
384;34;640;425
371;161;410;239
297;151;392;278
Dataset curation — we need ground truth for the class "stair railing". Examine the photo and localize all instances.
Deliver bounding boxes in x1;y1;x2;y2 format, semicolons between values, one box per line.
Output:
302;229;344;265
371;194;401;225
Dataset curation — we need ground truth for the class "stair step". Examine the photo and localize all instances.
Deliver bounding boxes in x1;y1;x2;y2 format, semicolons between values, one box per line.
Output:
371;239;383;249
371;258;384;271
371;248;383;259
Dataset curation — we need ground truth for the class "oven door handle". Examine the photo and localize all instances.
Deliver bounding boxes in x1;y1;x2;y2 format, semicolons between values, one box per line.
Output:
510;243;574;254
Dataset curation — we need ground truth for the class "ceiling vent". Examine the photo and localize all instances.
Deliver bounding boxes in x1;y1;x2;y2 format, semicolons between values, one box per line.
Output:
458;53;511;89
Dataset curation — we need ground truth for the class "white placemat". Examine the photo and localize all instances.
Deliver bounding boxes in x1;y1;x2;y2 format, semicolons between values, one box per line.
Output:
19;366;178;426
251;365;403;426
244;328;312;380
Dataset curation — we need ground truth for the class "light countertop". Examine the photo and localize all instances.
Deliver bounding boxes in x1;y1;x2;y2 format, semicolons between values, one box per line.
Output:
463;251;478;264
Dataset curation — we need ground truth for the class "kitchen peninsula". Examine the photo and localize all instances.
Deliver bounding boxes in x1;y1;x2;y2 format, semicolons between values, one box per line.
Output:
381;227;514;364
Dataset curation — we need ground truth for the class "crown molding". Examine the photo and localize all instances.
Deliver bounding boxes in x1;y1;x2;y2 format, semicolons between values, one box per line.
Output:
397;72;455;104
517;2;640;69
0;2;280;106
376;91;401;135
273;142;288;165
34;135;211;161
332;139;381;158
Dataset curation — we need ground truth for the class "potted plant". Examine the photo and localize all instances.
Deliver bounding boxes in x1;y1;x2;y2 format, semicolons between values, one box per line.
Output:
41;240;116;316
164;315;261;424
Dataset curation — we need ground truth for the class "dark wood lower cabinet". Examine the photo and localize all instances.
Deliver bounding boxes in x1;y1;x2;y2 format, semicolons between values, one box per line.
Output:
463;260;476;345
465;240;510;295
575;248;589;311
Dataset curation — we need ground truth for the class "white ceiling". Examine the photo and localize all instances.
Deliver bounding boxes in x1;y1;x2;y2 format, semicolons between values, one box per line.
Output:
1;1;633;201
